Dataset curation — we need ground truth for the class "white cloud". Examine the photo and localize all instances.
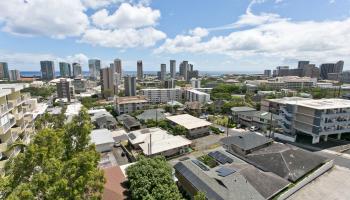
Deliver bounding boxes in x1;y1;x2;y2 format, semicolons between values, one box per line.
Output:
80;27;166;48
82;2;165;48
81;0;124;9
91;3;160;29
0;0;89;39
189;27;209;37
156;13;350;64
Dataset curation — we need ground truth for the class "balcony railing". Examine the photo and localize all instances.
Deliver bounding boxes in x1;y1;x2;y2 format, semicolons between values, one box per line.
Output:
0;118;15;135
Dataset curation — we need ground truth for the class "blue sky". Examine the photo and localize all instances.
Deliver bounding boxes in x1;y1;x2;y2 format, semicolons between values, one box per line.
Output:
0;0;350;72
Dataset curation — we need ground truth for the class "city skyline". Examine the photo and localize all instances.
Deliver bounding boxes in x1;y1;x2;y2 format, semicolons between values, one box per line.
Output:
0;0;350;71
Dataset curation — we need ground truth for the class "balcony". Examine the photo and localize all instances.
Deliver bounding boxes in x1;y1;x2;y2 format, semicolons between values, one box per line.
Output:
24;115;33;125
6;130;19;146
21;93;30;102
0;104;9;116
0;118;16;135
0;143;7;153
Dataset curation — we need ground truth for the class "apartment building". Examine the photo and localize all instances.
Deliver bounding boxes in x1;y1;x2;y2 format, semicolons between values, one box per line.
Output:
185;89;210;104
56;78;75;102
115;96;148;115
277;98;350;143
141;88;183;104
0;84;38;174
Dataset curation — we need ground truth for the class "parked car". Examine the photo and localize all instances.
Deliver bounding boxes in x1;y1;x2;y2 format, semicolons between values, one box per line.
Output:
219;127;225;133
250;126;259;131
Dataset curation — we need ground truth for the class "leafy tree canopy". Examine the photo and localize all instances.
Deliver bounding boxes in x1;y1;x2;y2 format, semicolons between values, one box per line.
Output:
126;156;183;200
0;108;105;200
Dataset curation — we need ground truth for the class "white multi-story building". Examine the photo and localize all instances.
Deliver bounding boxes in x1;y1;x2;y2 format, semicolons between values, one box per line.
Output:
115;96;148;115
0;84;46;174
141;88;183;104
277;98;350;143
185;89;210;104
191;79;201;88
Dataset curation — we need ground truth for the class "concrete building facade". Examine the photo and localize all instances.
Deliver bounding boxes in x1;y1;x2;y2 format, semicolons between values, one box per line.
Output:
88;59;101;80
124;76;136;96
137;60;143;80
9;70;20;82
56;78;74;102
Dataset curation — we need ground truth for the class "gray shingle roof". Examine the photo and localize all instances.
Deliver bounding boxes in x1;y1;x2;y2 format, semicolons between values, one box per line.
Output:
136;109;166;121
247;143;328;182
221;133;273;151
174;159;290;200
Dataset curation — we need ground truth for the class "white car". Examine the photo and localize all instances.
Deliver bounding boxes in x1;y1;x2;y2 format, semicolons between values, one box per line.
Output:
249;126;259;131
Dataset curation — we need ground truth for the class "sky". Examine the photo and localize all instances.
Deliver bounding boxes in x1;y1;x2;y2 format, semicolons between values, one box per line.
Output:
0;0;350;72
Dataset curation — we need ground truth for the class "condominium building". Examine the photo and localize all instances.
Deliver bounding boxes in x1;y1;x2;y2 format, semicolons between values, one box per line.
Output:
141;88;183;104
72;63;82;78
191;79;201;88
185;89;210;104
56;78;75;102
0;84;39;174
264;69;272;77
40;60;55;81
101;67;119;99
9;70;21;82
320;60;344;80
72;78;87;94
59;62;71;78
137;60;143;80
88;59;101;80
160;64;166;81
115;96;148;115
114;59;122;79
162;79;176;89
124;76;136;96
170;60;176;79
0;62;9;80
277;98;350;143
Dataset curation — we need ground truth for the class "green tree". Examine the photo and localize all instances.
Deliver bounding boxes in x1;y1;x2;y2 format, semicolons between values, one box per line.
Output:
194;191;206;200
172;125;187;136
0;108;105;199
126;156;183;200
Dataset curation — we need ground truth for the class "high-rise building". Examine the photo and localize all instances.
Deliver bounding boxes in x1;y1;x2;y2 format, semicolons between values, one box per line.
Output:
320;60;344;80
191;79;201;88
302;64;320;78
88;59;101;80
180;61;189;77
0;62;9;80
40;60;55;81
72;78;87;94
124;76;136;96
298;61;310;69
335;60;344;73
187;70;199;82
59;62;71;78
72;63;82;78
101;67;119;99
264;70;272;77
160;64;166;80
137;60;143;80
163;79;176;88
9;70;21;81
0;84;36;174
56;78;74;102
170;60;176;79
114;59;122;79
